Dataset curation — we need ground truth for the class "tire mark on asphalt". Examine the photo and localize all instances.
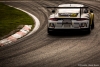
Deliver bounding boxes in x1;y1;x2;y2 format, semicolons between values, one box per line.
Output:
0;0;100;67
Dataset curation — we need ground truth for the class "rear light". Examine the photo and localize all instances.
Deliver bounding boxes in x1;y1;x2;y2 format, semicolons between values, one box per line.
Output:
49;23;55;28
49;18;58;21
80;23;87;27
77;18;87;21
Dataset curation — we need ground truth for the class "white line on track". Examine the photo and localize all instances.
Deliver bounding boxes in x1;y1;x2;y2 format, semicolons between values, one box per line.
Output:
8;5;40;37
0;5;40;46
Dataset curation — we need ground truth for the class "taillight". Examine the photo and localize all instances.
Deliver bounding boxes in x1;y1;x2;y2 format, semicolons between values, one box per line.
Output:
77;18;87;21
49;18;58;21
49;23;55;28
80;23;87;27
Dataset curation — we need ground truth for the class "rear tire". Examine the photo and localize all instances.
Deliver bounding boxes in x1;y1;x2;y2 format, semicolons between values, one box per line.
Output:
91;18;94;29
87;25;91;34
48;28;52;34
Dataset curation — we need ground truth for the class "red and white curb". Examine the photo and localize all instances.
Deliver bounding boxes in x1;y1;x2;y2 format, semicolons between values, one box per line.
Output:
0;25;32;46
0;5;40;46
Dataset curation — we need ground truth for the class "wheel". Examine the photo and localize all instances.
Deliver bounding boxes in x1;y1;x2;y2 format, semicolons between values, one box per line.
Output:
87;25;91;34
47;28;52;34
48;30;51;34
91;17;94;29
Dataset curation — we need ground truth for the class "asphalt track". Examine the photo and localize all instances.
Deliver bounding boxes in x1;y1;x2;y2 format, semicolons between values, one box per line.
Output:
0;0;100;67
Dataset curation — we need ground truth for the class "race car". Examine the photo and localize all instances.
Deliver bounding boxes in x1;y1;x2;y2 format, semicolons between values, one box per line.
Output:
47;4;94;34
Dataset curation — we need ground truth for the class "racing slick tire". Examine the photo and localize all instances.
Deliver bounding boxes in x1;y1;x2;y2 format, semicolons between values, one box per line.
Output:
48;28;53;34
87;25;91;34
91;17;94;29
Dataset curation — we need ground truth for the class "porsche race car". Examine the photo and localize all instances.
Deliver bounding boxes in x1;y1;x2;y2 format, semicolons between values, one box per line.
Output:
47;4;94;34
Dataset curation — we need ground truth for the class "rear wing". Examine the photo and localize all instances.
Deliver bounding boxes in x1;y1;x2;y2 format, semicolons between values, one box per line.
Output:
46;7;89;18
46;7;88;8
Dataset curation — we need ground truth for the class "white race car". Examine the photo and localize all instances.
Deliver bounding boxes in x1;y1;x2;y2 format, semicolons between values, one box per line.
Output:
47;4;94;34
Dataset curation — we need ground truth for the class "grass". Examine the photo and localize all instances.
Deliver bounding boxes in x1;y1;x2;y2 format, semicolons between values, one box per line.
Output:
0;3;34;38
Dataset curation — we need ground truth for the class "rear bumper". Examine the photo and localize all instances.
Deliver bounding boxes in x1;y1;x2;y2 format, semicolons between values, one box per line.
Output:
48;28;89;32
48;19;90;29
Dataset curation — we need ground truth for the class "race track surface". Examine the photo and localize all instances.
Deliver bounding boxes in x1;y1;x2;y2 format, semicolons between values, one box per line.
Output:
0;0;100;67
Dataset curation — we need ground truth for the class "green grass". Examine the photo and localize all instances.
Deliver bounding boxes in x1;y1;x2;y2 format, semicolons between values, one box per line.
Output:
0;3;34;38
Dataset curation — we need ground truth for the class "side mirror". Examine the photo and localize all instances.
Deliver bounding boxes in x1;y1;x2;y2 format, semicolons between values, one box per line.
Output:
52;10;55;13
90;9;93;13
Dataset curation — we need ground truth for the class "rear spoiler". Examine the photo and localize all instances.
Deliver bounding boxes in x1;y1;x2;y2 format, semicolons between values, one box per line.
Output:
46;7;88;8
46;7;89;18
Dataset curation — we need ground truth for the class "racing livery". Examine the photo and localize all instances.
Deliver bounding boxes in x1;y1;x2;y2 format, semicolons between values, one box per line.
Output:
47;4;94;34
